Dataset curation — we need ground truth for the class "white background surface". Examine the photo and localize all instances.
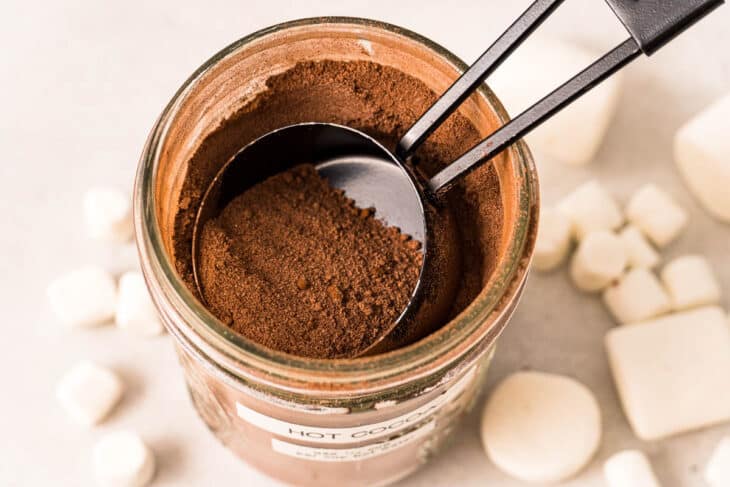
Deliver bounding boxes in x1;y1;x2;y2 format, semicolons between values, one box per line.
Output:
1;1;729;486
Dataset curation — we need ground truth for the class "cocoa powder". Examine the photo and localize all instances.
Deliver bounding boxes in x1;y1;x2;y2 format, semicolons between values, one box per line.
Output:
172;60;504;358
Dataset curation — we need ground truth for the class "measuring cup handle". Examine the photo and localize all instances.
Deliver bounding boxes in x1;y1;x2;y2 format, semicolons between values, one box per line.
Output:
395;0;565;161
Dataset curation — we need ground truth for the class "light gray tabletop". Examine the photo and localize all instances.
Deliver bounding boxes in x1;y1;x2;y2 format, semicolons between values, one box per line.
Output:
1;1;728;486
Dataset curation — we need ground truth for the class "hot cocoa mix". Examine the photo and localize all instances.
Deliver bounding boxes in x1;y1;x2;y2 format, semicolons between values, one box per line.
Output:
173;60;504;358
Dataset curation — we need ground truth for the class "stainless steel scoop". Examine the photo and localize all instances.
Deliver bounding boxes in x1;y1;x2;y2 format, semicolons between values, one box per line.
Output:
192;0;723;355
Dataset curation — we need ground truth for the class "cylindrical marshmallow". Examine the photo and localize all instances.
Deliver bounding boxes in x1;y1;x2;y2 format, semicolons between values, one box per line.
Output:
570;231;627;292
93;431;155;487
604;450;661;487
534;208;573;271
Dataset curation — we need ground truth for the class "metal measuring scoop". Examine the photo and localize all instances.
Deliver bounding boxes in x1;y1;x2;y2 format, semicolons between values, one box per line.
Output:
192;0;723;355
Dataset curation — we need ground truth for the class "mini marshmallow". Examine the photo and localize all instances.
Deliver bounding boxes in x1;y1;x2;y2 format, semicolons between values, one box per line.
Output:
570;231;627;292
533;208;573;271
56;361;123;427
603;268;671;325
705;436;730;487
605;307;730;440
603;450;661;487
558;180;624;239
93;431;155;487
660;255;721;311
618;225;660;269
675;94;730;222
84;187;134;242
47;266;117;328
489;37;622;165
626;184;688;247
115;271;164;336
480;371;601;484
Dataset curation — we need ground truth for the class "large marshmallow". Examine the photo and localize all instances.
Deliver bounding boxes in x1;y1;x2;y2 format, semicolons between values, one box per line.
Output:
603;450;661;487
605;307;730;440
558;180;624;239
660;255;721;311
533;208;573;271
56;361;123;427
618;225;660;269
603;268;671;325
84;187;134;242
675;94;730;222
47;266;117;328
116;271;164;336
705;436;730;487
626;184;688;247
489;37;622;165
570;231;627;292
93;431;155;487
480;371;601;484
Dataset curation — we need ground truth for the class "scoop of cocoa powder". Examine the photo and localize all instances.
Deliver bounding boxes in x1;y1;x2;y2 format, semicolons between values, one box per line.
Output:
198;164;423;359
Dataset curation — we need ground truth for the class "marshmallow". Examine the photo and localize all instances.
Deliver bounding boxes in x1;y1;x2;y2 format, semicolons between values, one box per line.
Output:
116;271;164;336
705;436;730;487
533;208;573;271
660;255;721;311
93;431;155;487
605;307;730;440
84;187;134;242
56;361;123;427
603;268;671;325
481;371;601;484
47;266;117;328
489;37;622;165
626;184;688;247
603;450;661;487
558;180;624;239
618;225;660;269
674;94;730;222
570;231;627;292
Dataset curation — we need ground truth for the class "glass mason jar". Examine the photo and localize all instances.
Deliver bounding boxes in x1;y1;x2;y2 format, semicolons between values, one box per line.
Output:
134;17;538;487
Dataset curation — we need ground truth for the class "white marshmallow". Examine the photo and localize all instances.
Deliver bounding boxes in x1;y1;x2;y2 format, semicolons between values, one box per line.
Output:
605;307;730;440
115;271;164;336
603;450;661;487
558;180;624;239
570;231;627;292
603;268;671;325
56;361;123;427
480;371;601;484
93;431;155;487
675;94;730;223
705;436;730;487
618;225;660;269
84;187;134;242
533;208;573;271
626;184;688;247
660;255;721;311
489;37;622;165
47;266;117;328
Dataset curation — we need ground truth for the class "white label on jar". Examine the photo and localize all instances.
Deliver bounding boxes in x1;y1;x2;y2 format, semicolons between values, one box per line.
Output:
271;421;435;462
236;368;475;445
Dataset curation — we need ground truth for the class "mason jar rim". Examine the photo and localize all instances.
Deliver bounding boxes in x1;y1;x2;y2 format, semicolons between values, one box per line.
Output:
134;16;538;397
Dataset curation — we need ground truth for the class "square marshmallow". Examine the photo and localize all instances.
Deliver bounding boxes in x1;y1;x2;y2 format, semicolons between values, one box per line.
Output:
605;307;730;440
558;180;624;240
675;94;730;222
603;450;661;487
116;271;164;336
94;431;155;487
534;208;573;271
47;266;117;328
57;361;124;426
661;255;721;311
705;436;730;487
570;231;627;292
626;184;688;247
618;225;660;269
489;37;622;165
603;268;671;325
84;187;134;242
